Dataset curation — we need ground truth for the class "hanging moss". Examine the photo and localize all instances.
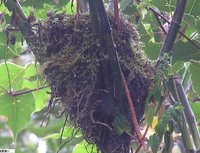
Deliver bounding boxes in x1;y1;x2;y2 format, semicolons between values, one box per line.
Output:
28;13;154;153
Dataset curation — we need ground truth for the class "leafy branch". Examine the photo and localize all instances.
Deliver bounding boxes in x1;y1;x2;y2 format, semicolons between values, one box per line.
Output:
3;0;34;37
149;7;200;50
154;0;200;151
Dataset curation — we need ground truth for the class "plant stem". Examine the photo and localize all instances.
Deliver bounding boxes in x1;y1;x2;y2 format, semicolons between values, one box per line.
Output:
114;0;120;30
175;78;200;150
3;0;34;37
149;7;200;49
155;0;200;151
157;0;187;63
9;86;49;97
178;112;195;151
76;0;80;22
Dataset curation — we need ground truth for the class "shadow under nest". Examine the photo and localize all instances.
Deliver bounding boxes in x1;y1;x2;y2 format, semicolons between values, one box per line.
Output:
28;13;154;153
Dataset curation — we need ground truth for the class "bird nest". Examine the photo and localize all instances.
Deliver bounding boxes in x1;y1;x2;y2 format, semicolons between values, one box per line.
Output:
28;13;154;153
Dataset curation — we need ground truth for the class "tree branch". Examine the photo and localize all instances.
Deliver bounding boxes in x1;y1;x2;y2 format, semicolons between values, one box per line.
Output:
149;7;200;50
3;0;34;37
158;0;186;61
8;86;49;97
155;0;200;150
175;78;200;150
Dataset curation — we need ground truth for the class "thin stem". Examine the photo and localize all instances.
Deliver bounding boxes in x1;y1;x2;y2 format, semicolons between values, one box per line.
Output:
76;0;80;22
121;74;144;145
4;44;12;93
149;7;200;50
0;85;8;94
179;112;195;151
3;0;34;38
151;10;167;35
157;0;187;64
175;78;200;150
4;60;12;93
114;0;120;30
168;79;195;151
10;85;49;97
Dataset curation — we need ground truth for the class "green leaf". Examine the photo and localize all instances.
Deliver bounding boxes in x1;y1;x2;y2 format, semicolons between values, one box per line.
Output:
0;93;35;139
24;63;37;78
145;103;155;125
189;61;200;97
151;0;176;12
152;0;200;17
168;61;184;75
119;0;133;11
0;63;25;93
122;3;137;15
26;117;65;137
184;14;196;29
43;127;81;140
73;140;97;153
33;88;49;111
181;62;191;90
172;41;200;63
155;119;166;139
112;113;131;135
186;0;200;17
149;133;160;153
137;22;152;43
0;32;22;59
190;102;200;123
196;18;200;34
20;63;49;111
153;85;162;103
144;42;162;60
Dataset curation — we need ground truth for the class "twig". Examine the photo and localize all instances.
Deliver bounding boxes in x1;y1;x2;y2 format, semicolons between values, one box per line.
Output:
90;111;113;131
59;111;68;143
175;78;200;149
9;85;49;97
3;0;34;38
157;0;186;62
149;7;200;50
76;0;80;22
4;46;12;93
114;0;120;30
121;74;144;146
135;125;149;153
40;95;54;127
0;85;9;94
151;10;167;35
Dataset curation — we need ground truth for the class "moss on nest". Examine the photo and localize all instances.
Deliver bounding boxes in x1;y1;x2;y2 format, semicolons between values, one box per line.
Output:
28;13;154;153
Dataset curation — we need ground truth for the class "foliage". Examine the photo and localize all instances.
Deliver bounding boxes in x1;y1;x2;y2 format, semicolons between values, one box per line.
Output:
0;0;200;152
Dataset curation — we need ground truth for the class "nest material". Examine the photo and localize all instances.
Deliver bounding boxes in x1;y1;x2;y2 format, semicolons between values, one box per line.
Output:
29;14;154;153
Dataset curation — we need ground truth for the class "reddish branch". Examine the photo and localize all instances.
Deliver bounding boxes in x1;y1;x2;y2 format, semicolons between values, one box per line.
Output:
76;0;80;22
114;0;120;30
121;73;144;146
